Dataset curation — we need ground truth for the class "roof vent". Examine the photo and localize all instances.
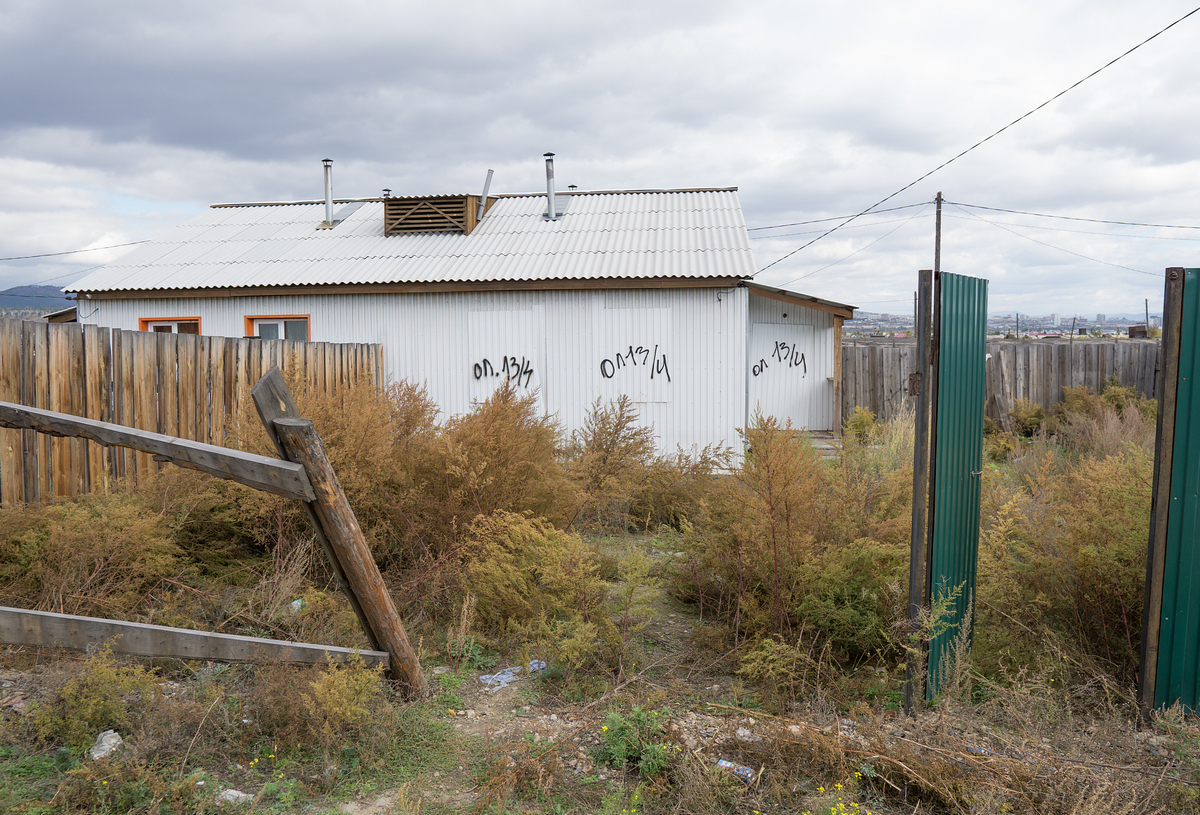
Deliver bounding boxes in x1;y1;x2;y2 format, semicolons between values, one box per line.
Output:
318;159;340;230
384;194;484;235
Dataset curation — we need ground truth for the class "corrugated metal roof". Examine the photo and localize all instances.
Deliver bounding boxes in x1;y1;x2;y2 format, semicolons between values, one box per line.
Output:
68;189;758;293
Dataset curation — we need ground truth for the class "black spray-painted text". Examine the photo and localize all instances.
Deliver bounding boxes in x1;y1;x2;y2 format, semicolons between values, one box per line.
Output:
600;344;671;383
472;355;535;388
752;340;806;377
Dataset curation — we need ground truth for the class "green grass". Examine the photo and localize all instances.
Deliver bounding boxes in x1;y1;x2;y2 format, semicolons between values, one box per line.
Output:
0;745;65;814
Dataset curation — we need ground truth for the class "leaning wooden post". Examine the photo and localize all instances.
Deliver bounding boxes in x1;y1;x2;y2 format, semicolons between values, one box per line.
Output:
251;369;379;654
272;416;427;697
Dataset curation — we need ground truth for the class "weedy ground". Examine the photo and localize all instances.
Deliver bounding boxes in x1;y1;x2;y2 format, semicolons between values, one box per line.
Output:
1;378;1196;813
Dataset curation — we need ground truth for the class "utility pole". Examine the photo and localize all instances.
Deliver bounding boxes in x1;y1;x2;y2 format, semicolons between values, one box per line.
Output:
1147;298;1151;333
934;192;943;274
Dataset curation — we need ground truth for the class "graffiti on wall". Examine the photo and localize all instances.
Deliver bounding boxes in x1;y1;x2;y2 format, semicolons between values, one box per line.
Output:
752;339;807;377
599;344;671;383
471;355;535;388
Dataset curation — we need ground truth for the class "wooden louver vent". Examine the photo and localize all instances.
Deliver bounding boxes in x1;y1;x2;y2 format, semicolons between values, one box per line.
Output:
384;195;481;236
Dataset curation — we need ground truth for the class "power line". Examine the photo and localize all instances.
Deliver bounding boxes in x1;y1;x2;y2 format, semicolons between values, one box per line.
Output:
948;202;1159;277
755;5;1200;276
947;201;1200;230
749;212;934;240
747;203;928;231
0;240;148;263
779;204;931;287
942;212;1200;242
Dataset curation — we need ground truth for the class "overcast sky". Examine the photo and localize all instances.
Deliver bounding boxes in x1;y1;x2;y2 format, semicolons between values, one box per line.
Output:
2;0;1198;317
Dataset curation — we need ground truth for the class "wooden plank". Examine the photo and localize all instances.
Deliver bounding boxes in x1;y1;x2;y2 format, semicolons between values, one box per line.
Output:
157;332;178;440
249;368;379;656
0;401;316;502
869;346;881;419
19;321;36;501
0;606;388;668
31;322;51;500
0;321;20;505
273;415;426;696
116;329;136;483
134;331;157;480
235;337;251;423
320;342;332;396
67;326;87;496
49;325;72;498
211;338;227;445
178;333;198;442
83;324;106;492
195;336;211;445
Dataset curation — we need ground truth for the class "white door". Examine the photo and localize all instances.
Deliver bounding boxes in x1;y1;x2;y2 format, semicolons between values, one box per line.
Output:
748;323;819;429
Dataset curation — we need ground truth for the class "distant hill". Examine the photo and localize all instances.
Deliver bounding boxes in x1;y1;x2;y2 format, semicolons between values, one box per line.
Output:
0;285;74;312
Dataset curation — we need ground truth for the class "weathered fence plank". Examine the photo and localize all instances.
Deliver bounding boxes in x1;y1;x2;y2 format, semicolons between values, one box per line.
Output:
0;318;382;505
0;606;388;668
842;339;1161;425
0;402;316;501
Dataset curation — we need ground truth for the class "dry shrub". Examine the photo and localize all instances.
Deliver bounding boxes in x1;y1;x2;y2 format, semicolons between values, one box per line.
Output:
461;511;613;665
566;395;656;529
474;736;568;814
403;383;577;556
675;411;911;668
628;444;731;532
823;405;914;548
0;491;183;617
1048;379;1156;457
565;396;730;533
976;445;1151;685
1009;398;1045;437
31;643;158;751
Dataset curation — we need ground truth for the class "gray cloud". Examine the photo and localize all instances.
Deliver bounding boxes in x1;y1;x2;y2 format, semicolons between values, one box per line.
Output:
1;0;1196;315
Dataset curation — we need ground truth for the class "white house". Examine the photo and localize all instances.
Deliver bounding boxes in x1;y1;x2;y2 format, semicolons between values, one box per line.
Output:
67;161;854;452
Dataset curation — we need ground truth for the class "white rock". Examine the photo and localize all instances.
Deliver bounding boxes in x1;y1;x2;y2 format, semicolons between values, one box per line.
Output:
89;730;122;760
215;788;254;805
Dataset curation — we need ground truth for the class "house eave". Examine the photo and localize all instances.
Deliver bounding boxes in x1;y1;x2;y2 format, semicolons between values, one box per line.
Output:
74;277;744;300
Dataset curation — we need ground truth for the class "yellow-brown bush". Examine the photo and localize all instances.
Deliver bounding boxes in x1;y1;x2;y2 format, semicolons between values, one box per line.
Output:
565;396;730;532
461;510;614;664
976;446;1151;685
0;492;184;617
674;412;911;665
565;395;656;530
406;382;577;552
1046;380;1156;458
32;643;158;751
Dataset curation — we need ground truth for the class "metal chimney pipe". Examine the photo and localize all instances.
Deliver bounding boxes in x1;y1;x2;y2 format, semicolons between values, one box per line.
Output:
478;169;494;222
544;153;556;220
322;159;333;225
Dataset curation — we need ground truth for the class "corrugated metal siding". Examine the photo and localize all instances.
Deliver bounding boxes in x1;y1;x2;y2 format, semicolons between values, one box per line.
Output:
1155;268;1200;709
70;190;756;293
927;272;988;699
86;288;748;454
747;295;837;431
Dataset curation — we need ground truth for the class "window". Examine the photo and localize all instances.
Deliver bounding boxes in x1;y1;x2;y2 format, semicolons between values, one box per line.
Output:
139;318;200;334
245;315;309;341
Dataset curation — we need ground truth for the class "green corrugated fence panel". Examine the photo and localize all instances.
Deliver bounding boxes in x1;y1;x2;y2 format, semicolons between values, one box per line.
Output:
928;272;988;699
1156;268;1200;710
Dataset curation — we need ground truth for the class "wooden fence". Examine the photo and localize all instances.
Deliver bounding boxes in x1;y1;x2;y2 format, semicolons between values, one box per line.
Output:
842;338;1162;427
0;318;382;505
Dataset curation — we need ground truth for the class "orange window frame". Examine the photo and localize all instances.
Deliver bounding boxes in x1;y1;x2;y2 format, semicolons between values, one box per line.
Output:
244;314;312;340
138;316;202;333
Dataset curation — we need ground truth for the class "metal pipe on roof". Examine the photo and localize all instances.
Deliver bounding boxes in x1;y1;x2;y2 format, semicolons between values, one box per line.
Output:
544;153;556;220
478;169;494;221
322;159;334;225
